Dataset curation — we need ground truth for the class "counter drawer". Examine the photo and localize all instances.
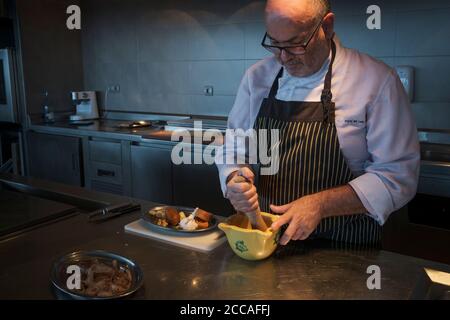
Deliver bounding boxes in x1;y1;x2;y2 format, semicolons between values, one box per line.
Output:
89;140;122;165
89;161;122;185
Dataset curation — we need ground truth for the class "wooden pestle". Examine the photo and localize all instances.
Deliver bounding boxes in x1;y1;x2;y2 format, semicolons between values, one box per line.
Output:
233;175;268;231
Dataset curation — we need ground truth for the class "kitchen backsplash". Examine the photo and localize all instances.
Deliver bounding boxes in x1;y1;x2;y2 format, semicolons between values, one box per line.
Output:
80;0;450;128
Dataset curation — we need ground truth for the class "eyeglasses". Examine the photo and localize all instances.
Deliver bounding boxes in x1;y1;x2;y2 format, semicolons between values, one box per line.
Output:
261;16;325;56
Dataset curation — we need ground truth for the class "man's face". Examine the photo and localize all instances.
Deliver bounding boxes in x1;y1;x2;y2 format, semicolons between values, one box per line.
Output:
265;16;330;77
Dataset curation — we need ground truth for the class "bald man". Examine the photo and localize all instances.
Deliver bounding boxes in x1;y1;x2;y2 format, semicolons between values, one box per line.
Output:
216;0;420;246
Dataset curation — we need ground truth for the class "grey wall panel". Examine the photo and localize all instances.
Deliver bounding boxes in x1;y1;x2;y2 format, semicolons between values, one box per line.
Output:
335;14;396;57
190;95;235;117
17;0;83;116
138;61;190;96
80;0;450;128
188;60;245;96
395;56;450;103
412;103;450;129
396;0;450;12
244;22;270;60
331;0;398;16
395;9;450;56
190;24;245;60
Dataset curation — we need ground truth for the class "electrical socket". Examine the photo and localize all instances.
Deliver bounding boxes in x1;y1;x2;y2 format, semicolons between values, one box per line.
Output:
204;85;214;96
108;85;120;93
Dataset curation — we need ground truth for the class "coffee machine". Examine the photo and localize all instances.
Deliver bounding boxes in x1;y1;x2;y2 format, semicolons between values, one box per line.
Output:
69;91;99;123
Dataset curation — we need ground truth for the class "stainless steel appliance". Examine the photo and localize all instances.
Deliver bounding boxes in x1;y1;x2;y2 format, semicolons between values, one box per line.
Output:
410;130;450;230
382;129;450;264
69;91;99;122
0;48;18;123
0;48;23;175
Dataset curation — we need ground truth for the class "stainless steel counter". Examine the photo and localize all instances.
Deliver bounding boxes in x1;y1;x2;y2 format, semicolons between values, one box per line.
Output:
29;119;163;142
0;174;449;300
29;117;227;145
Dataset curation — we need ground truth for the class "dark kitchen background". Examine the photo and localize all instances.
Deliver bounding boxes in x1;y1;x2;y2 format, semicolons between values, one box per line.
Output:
1;0;449;264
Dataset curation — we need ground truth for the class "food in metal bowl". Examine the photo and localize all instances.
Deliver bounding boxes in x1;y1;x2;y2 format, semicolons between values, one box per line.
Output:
71;258;132;297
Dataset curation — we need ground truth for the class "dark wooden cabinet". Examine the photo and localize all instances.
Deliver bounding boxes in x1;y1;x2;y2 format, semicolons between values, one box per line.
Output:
130;142;173;204
27;131;83;186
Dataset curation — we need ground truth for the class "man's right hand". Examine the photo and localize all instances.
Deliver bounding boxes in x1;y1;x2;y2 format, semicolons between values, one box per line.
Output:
226;167;259;213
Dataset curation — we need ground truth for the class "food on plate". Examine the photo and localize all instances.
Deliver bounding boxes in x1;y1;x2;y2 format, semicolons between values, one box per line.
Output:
179;213;198;231
147;206;213;231
148;207;165;219
195;208;212;222
155;218;168;227
179;207;212;230
71;259;132;297
165;207;180;226
194;218;209;230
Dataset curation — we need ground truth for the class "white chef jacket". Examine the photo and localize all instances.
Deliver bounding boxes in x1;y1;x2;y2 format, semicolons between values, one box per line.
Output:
215;37;420;225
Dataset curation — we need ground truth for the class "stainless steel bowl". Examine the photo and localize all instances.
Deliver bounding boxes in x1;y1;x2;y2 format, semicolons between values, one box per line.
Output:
50;250;144;300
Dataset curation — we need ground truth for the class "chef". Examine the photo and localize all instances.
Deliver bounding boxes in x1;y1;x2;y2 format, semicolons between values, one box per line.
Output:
215;0;420;246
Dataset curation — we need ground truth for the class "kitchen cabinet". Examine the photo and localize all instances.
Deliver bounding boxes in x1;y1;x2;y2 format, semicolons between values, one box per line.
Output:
27;131;83;186
25;128;233;215
130;141;173;204
172;144;233;216
84;138;131;196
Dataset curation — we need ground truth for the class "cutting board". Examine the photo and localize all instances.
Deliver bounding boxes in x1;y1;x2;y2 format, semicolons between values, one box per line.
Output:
124;219;227;253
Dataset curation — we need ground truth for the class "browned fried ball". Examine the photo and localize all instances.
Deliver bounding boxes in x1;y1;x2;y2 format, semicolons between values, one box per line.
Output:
165;207;180;226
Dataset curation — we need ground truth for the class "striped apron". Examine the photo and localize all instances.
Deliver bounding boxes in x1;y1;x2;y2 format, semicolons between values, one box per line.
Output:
255;40;382;245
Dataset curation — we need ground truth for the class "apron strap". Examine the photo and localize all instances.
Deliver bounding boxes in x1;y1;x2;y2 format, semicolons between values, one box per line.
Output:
268;68;284;99
321;38;336;123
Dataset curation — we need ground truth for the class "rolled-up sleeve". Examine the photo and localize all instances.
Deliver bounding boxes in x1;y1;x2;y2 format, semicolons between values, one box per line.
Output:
215;70;252;195
349;70;420;225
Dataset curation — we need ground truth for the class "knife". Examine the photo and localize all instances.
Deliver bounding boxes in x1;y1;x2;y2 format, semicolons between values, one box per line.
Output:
88;203;141;222
88;202;134;219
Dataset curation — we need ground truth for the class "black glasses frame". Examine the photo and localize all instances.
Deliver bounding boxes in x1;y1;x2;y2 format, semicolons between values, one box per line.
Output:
261;15;326;56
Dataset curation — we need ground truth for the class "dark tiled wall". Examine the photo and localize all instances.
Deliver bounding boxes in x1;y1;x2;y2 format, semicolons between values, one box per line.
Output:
333;0;450;130
82;0;450;128
82;0;267;117
17;0;84;117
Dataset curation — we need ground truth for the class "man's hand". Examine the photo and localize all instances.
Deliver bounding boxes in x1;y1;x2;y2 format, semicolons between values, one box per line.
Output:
270;194;323;245
226;167;259;213
269;185;367;245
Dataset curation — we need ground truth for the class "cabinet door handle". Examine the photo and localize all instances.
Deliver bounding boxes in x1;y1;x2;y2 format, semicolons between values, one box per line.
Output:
97;169;115;177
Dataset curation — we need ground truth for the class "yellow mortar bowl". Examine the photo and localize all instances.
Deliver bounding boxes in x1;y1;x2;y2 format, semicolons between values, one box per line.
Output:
218;212;281;261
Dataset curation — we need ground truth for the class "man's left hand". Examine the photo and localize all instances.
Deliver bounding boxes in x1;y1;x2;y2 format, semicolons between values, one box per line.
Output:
270;194;323;245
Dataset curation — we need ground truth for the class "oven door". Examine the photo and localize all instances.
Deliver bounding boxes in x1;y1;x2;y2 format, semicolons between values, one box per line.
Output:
382;155;450;264
0;48;18;123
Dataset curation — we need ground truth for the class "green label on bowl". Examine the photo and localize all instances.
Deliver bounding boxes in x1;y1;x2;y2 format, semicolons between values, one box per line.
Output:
235;240;248;253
